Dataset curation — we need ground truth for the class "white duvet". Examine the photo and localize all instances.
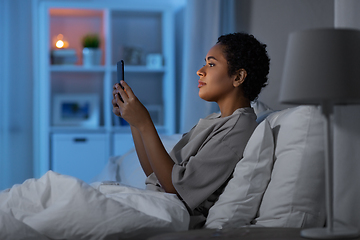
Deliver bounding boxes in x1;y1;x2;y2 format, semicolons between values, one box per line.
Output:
0;171;190;240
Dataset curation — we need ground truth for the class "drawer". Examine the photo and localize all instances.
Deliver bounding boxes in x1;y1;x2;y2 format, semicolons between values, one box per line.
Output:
51;133;109;183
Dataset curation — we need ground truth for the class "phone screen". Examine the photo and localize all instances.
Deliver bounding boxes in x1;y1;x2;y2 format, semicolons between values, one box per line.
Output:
116;60;125;101
117;60;125;84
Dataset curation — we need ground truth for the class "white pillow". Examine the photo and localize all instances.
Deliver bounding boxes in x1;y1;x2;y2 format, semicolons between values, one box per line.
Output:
116;149;147;189
205;118;274;229
254;106;326;227
205;106;327;229
92;134;182;189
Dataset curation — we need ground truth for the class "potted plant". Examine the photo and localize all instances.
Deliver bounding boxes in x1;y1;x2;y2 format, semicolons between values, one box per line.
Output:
82;34;102;67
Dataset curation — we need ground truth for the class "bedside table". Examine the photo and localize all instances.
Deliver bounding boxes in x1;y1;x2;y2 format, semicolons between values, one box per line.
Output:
149;227;360;240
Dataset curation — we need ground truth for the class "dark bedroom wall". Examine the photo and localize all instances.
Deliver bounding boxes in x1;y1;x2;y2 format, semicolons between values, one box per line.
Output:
235;0;334;110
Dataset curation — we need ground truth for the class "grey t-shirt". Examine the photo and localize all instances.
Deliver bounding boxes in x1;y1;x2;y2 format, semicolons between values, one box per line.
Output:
146;108;257;225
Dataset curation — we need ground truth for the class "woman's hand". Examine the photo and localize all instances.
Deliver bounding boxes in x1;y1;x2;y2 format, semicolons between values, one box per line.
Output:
112;83;122;117
112;81;152;131
112;81;177;194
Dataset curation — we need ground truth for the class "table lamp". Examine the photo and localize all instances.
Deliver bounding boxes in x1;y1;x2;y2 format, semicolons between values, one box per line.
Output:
279;28;360;239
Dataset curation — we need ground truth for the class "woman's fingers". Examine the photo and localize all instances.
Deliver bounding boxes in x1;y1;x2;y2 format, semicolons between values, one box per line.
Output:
112;98;121;117
112;85;122;105
112;81;149;127
115;82;129;103
119;81;135;99
112;87;118;96
114;92;124;107
112;97;118;107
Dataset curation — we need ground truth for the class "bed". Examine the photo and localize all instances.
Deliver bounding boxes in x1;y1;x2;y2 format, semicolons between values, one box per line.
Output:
0;102;327;240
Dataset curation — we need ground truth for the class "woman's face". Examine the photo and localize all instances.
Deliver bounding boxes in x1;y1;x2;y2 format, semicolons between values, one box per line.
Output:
197;43;237;103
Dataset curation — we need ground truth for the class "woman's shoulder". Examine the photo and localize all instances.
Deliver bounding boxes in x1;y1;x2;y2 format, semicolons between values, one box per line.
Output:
205;107;256;125
212;107;257;140
188;107;257;142
232;107;257;125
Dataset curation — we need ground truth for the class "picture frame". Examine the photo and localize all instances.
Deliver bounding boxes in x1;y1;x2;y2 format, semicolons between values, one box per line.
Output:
53;94;99;127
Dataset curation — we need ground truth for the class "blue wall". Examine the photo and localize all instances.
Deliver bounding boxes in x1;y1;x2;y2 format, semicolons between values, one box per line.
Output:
0;0;34;190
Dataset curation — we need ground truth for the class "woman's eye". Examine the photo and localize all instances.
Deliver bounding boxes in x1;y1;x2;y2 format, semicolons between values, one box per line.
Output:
208;63;215;67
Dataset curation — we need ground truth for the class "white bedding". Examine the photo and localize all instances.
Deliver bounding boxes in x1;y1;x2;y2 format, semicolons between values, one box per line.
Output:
0;171;190;240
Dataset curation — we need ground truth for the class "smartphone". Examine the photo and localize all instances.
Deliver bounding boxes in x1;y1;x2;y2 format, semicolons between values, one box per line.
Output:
116;60;125;101
117;60;125;83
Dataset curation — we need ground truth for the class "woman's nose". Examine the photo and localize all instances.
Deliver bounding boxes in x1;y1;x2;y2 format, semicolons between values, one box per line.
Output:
197;66;205;77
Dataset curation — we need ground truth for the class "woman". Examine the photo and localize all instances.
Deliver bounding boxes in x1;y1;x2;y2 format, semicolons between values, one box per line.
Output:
112;32;270;228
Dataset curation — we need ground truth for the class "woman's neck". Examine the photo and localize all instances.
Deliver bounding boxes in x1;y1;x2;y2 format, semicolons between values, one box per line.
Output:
218;98;251;117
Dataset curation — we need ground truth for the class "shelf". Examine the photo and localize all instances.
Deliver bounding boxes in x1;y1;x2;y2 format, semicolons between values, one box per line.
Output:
49;65;165;73
50;126;107;133
50;8;104;17
50;65;107;72
111;65;166;72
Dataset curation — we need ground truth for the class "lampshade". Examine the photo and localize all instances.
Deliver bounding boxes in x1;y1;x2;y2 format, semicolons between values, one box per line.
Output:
280;28;360;239
280;28;360;105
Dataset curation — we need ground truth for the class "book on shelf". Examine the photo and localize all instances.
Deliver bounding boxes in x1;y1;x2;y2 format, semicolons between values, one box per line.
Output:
51;49;78;65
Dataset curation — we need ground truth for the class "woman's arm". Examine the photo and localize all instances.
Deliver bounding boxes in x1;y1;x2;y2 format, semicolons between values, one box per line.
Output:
130;125;153;176
135;118;177;194
112;86;153;176
113;81;177;194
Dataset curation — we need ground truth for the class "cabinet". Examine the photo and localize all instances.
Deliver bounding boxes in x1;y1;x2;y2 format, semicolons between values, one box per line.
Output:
52;133;108;182
32;0;176;180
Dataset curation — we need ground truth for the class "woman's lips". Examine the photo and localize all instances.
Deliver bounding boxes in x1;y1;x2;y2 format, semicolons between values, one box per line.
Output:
198;80;206;88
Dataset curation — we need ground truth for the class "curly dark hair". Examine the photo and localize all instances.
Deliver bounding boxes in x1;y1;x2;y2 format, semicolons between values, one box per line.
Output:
217;32;270;101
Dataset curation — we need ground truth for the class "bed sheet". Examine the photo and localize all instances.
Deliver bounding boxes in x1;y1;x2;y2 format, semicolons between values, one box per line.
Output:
0;171;190;240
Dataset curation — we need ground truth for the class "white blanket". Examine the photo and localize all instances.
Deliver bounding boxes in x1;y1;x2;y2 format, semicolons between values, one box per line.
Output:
0;171;190;240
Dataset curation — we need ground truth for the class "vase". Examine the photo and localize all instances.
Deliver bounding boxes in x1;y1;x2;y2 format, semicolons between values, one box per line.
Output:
82;48;102;67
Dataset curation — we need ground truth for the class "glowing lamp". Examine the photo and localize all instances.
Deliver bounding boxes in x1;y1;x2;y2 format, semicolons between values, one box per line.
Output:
54;34;69;49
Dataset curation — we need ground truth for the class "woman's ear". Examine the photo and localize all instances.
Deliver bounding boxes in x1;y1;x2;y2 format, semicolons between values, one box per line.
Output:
233;69;247;87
